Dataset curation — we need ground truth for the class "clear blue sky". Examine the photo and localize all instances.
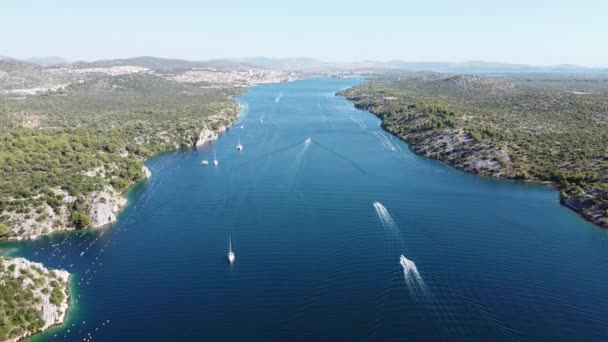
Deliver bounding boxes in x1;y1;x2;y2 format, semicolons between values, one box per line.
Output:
1;0;606;66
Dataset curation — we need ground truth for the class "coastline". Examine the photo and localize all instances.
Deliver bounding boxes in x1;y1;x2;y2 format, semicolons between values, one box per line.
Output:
339;93;608;230
14;275;73;342
0;99;242;341
1;100;242;243
0;257;71;342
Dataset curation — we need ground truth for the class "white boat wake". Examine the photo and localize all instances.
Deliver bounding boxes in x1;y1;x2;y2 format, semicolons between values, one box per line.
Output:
399;255;468;338
373;201;400;237
400;255;429;298
373;132;397;151
275;93;282;103
349;116;366;128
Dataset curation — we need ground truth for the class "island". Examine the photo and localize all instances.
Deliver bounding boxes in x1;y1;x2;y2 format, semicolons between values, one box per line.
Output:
338;73;608;228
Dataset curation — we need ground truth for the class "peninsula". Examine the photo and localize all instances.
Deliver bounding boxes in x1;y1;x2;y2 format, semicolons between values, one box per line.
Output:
0;257;70;341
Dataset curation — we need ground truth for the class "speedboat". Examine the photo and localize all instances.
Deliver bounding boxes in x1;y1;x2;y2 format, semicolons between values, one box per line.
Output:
201;159;209;165
305;138;312;144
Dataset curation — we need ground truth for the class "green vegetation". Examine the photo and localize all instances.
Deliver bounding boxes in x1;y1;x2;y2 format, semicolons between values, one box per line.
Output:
339;73;608;228
0;72;241;237
0;258;62;340
49;281;65;306
0;223;9;238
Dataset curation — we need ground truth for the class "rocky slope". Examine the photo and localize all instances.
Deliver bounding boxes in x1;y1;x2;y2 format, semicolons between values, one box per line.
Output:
3;185;128;240
0;111;236;241
338;76;608;229
0;257;70;341
1;65;242;241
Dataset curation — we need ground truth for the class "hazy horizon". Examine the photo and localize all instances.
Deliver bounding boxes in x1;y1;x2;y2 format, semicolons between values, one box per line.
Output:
5;55;607;69
2;0;607;68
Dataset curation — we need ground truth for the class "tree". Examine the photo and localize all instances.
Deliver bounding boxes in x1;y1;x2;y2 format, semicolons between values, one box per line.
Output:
70;210;90;229
0;223;10;238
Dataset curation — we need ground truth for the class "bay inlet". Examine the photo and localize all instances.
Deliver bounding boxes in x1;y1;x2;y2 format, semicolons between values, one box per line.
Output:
3;77;608;341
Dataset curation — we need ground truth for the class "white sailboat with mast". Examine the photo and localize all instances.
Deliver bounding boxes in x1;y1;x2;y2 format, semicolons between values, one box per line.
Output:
227;236;235;264
236;135;243;151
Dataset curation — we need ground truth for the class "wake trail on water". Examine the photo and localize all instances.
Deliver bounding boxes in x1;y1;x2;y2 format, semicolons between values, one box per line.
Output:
313;129;370;136
373;202;405;254
400;255;429;299
287;142;311;192
399;255;469;339
373;201;399;236
275;93;283;103
371;201;465;338
313;140;368;174
373;132;397;152
232;140;305;170
349;116;366;129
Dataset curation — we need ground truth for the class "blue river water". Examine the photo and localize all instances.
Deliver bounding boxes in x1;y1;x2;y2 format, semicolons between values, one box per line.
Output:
3;77;608;341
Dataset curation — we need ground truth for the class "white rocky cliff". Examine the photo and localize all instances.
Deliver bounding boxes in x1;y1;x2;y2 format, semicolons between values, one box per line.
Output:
87;186;128;228
0;257;70;342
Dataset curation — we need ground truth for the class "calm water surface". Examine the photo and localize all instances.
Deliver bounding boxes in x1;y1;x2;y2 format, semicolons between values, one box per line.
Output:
3;78;608;341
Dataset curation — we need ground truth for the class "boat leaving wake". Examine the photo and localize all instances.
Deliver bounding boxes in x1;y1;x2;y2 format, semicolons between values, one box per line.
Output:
373;201;398;235
400;255;429;298
275;93;282;103
399;255;469;338
399;254;428;295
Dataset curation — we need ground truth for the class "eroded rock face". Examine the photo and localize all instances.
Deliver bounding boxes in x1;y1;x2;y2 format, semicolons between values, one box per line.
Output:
0;257;70;342
3;191;72;240
87;186;128;228
2;187;127;240
407;128;511;177
195;127;219;147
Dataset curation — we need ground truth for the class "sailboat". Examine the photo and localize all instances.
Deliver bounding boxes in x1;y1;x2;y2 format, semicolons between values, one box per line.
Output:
236;136;243;151
227;236;235;264
213;151;218;167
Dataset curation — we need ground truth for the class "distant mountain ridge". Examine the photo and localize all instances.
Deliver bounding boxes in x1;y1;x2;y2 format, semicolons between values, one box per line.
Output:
70;56;260;71
237;57;607;74
0;56;40;72
26;56;70;66
3;55;607;75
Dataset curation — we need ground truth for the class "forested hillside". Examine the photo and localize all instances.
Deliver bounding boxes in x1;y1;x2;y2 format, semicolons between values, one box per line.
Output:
339;74;608;228
0;71;241;239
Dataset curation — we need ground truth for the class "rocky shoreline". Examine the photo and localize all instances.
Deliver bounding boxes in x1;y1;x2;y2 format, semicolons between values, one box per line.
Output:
1;105;239;242
0;257;70;342
0;99;240;342
340;92;608;230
